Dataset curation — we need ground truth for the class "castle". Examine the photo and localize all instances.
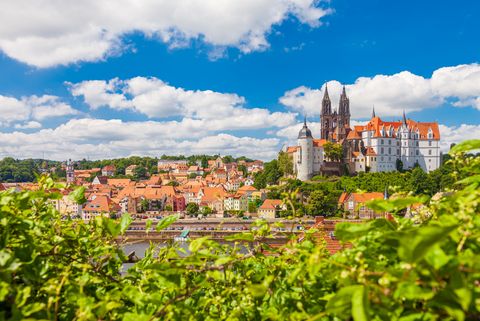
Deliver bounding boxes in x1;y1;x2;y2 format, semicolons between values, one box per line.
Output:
285;85;441;180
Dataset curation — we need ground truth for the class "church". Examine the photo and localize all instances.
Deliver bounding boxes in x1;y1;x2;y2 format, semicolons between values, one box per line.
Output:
285;85;441;180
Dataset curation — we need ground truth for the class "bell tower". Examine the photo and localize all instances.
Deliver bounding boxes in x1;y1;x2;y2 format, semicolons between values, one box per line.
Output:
320;84;335;140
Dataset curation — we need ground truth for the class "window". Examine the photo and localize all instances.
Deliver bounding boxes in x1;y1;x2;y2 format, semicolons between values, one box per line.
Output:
348;201;354;210
381;139;384;144
381;147;384;154
429;150;432;155
429;141;432;146
416;141;419;147
388;140;392;145
388;147;391;154
416;150;419;156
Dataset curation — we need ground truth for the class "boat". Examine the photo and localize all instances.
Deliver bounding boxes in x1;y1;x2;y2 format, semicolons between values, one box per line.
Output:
174;229;190;242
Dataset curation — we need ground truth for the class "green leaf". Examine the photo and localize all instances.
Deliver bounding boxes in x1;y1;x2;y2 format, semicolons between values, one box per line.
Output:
145;218;152;232
119;213;132;234
155;215;177;231
224;232;254;242
449;139;480;154
367;196;428;213
424;245;451;269
334;222;374;241
397;225;458;263
351;285;370;321
189;236;210;252
326;285;359;315
68;186;87;205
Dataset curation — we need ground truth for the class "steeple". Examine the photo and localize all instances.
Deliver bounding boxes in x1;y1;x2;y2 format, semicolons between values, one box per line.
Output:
321;83;332;115
298;116;312;139
402;110;407;126
372;105;376;118
338;85;350;116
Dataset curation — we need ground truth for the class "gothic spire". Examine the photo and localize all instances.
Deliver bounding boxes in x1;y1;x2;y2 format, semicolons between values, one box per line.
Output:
323;83;330;100
321;83;332;115
372;105;376;118
402;110;407;126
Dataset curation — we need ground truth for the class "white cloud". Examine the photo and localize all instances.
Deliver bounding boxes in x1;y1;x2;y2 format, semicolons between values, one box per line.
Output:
0;0;331;67
280;63;480;118
70;77;297;129
0;118;281;160
0;94;79;126
438;124;480;152
14;121;42;129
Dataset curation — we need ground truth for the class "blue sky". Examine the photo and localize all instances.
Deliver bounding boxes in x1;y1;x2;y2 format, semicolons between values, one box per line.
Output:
0;0;479;160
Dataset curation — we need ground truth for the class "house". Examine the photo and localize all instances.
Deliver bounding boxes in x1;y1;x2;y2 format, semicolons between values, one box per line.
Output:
101;165;116;177
338;192;385;219
92;175;108;185
125;165;137;176
237;185;260;202
52;192;82;218
187;165;204;176
223;193;248;212
107;178;133;188
214;156;224;169
258;199;284;219
82;195;121;220
198;186;227;213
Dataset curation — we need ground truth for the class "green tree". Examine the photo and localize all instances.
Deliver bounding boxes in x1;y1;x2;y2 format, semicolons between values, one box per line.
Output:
253;160;281;189
186;202;199;215
324;141;343;162
201;156;209;169
306;189;337;216
133;166;148;180
238;164;248;177
277;151;293;176
395;158;404;172
202;206;213;215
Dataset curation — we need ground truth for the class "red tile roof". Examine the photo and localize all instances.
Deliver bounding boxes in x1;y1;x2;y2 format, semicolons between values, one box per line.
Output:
259;199;283;210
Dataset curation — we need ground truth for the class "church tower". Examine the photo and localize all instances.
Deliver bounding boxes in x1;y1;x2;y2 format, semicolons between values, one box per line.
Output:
336;86;351;141
320;84;335;140
297;117;314;181
66;159;75;184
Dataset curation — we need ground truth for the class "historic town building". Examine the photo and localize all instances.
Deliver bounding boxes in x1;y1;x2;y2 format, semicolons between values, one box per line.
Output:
286;85;441;180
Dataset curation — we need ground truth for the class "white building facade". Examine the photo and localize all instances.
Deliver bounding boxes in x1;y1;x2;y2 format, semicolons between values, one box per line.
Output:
285;86;441;180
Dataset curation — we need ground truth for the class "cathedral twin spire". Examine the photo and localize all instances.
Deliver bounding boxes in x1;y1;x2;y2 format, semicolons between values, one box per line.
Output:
320;83;351;141
321;84;350;117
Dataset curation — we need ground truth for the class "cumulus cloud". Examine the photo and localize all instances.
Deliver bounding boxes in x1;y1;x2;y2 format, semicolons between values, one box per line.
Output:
0;94;79;126
14;121;42;129
0;118;281;160
438;124;480;152
0;0;331;67
280;63;480;118
70;77;296;129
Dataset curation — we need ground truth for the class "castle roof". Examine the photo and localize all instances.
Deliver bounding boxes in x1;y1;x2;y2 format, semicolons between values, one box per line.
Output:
298;118;313;139
352;116;440;140
313;139;327;147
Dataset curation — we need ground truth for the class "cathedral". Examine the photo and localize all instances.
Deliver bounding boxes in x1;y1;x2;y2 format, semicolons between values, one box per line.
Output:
285;85;441;180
